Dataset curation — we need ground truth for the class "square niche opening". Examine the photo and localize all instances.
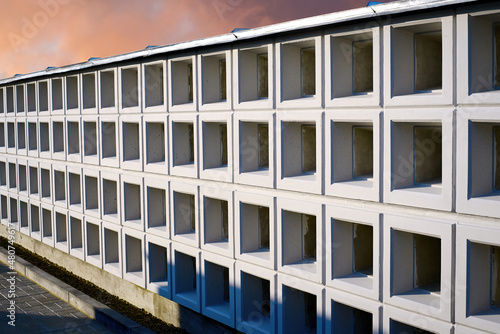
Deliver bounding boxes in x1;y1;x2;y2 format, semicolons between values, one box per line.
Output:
82;73;96;110
20;201;28;229
70;217;83;251
331;301;372;334
149;242;168;285
172;122;195;166
146;122;165;164
6;87;14;114
468;123;500;199
8;163;16;190
282;122;316;178
31;204;40;233
83;121;97;157
124;182;141;224
173;191;196;238
204;197;229;245
175;251;197;298
332;219;373;284
0;162;5;186
27;83;36;112
67;121;80;155
144;63;164;108
205;261;230;309
16;85;24;113
238;47;269;101
239;122;269;173
38;81;49;112
68;173;81;206
102;179;118;217
101;122;116;159
240;203;270;257
9;198;17;224
282;211;316;266
18;164;27;192
282;285;317;333
241;272;271;330
0;89;3;114
28;122;37;152
147;186;166;229
202;122;228;169
171;58;194;105
7;122;14;148
54;170;66;203
104;228;119;266
392;22;442;96
100;70;116;109
331;32;374;98
42;208;52;238
66;75;79;110
0;195;7;220
0;123;4;148
55;212;67;244
202;53;228;104
40;122;50;152
392;230;441;300
390;320;433;334
122;122;140;161
52;78;63;111
467;242;500;318
86;222;100;258
17;122;25;150
84;175;98;212
29;166;38;196
121;67;139;109
391;123;442;192
281;39;316;100
125;235;143;277
52;121;64;153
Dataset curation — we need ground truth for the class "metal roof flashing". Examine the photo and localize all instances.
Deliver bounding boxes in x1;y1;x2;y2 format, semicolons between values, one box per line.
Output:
0;0;476;84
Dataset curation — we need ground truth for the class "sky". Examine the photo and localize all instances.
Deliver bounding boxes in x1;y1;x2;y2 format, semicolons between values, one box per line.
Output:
0;0;392;79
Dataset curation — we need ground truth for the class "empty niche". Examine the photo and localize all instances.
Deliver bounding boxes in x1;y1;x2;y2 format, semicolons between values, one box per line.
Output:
282;211;316;266
85;175;98;212
54;170;65;203
8;163;16;189
331;32;373;98
204;261;230;310
172;122;194;166
171;58;194;105
0;123;4;148
122;122;140;161
100;70;115;109
392;22;442;96
101;122;116;159
204;197;229;245
28;122;37;151
29;166;38;196
7;122;14;148
281;39;316;101
42;208;52;238
125;234;143;277
52;78;63;111
0;195;7;220
6;87;14;113
102;179;117;218
392;230;441;299
17;122;26;150
202;122;228;169
31;204;40;233
282;122;316;178
18;164;27;192
175;251;197;299
240;272;271;330
390;320;433;334
239;122;269;173
124;182;141;224
40;168;50;199
69;173;81;207
146;122;165;164
173;191;196;238
66;75;79;110
121;67;139;108
282;285;317;333
83;121;97;157
82;73;96;110
16;85;24;113
333;220;373;282
52;121;64;153
38;81;49;112
238;47;269;102
27;83;36;112
86;222;100;259
70;216;83;251
39;122;50;152
20;201;28;229
240;203;270;256
202;53;228;104
55;212;67;245
147;186;166;230
9;198;17;225
67;121;79;155
149;243;168;286
0;162;5;186
144;63;164;107
104;228;119;267
0;89;3;114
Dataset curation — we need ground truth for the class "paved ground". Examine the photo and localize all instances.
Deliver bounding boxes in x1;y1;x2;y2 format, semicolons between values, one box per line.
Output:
0;263;114;333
